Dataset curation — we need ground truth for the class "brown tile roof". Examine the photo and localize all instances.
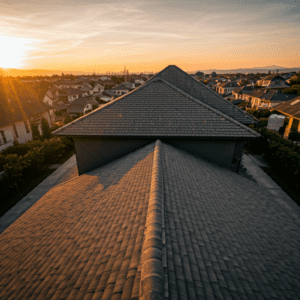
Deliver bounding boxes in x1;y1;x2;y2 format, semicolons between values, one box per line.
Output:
274;96;300;119
0;78;53;127
53;78;259;138
0;142;155;300
1;141;300;299
149;65;256;124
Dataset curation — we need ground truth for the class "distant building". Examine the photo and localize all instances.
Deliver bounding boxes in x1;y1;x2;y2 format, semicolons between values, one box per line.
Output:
256;75;289;89
0;78;54;151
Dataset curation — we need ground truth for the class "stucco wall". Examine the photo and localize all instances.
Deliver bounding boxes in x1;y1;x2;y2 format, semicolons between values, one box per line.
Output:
0;120;33;152
74;137;245;174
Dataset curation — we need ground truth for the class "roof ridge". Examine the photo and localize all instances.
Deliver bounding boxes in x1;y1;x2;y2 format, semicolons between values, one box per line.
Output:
201;83;257;122
152;65;257;123
156;78;260;137
140;139;166;300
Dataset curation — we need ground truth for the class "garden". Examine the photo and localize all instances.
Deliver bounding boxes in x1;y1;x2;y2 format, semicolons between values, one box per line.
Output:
0;119;74;217
244;110;300;206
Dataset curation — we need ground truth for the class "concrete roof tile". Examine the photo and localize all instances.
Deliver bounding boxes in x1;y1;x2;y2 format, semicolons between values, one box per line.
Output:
1;141;300;299
54;73;259;139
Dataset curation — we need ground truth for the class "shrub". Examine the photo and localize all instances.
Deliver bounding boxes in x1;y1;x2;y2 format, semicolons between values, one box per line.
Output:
41;118;52;140
64;115;73;124
289;130;300;142
1;144;30;156
31;123;41;140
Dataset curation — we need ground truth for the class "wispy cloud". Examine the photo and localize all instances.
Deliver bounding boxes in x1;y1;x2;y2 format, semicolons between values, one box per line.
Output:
0;0;299;70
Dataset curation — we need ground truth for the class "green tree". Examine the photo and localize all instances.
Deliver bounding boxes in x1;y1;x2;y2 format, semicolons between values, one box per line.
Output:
64;115;73;124
31;123;41;140
282;85;300;96
41;118;52;140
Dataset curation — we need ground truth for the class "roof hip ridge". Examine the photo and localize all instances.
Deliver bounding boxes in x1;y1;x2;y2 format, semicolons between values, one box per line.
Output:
157;78;260;137
140;139;167;300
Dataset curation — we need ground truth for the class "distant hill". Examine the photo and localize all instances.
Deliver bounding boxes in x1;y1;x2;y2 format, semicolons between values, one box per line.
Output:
193;66;300;74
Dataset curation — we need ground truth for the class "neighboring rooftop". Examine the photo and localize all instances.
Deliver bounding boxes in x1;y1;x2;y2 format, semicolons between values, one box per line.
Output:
0;77;53;127
53;78;259;138
1;141;299;299
274;96;300;119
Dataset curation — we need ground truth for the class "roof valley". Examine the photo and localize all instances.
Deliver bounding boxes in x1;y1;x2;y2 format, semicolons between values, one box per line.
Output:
140;139;167;300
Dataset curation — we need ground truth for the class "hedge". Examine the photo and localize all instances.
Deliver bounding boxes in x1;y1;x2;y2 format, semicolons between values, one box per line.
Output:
0;137;74;195
246;127;300;189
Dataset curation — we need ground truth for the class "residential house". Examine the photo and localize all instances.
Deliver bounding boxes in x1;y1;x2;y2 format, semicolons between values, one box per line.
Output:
67;96;99;118
0;78;54;151
280;72;296;81
232;86;254;100
59;88;86;102
241;89;297;109
214;81;239;95
43;87;60;106
108;82;135;96
272;96;300;137
256;74;290;89
1;66;299;300
92;83;104;93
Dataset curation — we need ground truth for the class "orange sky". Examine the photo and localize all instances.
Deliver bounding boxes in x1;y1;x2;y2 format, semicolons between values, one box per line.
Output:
0;0;299;73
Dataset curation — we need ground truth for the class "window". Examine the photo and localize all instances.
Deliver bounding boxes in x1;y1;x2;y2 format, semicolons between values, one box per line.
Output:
0;131;7;145
13;124;19;138
24;120;30;133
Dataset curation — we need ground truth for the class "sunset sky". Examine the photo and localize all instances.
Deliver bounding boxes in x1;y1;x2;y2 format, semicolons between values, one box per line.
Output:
0;0;299;73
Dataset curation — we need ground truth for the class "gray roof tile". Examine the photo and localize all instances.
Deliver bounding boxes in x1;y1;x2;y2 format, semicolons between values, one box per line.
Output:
54;78;259;138
150;65;256;124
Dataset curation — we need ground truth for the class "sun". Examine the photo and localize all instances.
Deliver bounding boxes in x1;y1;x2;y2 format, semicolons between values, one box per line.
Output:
0;36;31;69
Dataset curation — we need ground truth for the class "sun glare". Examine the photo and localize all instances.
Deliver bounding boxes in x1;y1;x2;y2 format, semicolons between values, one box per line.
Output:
0;36;31;69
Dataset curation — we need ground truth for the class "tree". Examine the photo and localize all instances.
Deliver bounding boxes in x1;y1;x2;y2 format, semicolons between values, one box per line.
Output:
64;115;73;124
90;81;97;88
196;72;204;77
211;72;217;77
41;118;52;140
31;123;41;140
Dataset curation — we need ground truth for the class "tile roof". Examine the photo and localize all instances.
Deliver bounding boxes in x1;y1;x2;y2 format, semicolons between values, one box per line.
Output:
112;83;131;91
67;97;99;114
217;81;239;88
274;96;300;119
1;141;300;299
149;65;256;124
0;78;53;127
53;78;259;138
0;142;155;300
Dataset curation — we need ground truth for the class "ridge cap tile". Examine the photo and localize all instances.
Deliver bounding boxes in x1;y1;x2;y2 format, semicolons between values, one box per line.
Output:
140;140;166;300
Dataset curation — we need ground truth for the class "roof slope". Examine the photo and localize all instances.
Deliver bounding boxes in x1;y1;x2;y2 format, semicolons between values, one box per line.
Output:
149;65;256;124
0;78;52;127
274;96;300;119
0;142;155;300
1;141;300;299
54;79;259;138
161;142;300;299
